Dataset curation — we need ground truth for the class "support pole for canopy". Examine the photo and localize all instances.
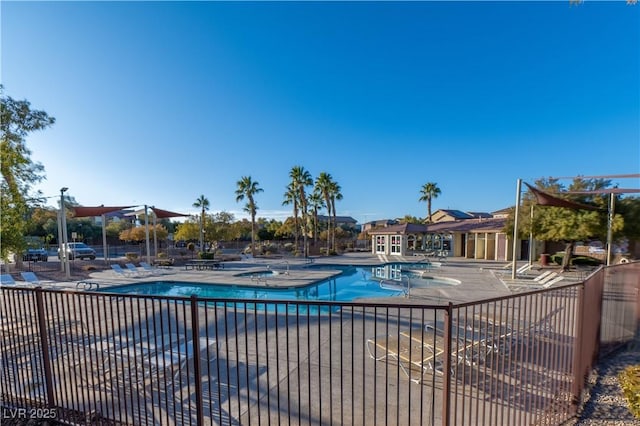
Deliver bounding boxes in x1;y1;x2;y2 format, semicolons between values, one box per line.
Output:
57;209;64;272
606;193;615;266
60;188;71;279
144;205;151;265
528;204;534;266
153;208;158;258
511;179;522;280
102;214;108;264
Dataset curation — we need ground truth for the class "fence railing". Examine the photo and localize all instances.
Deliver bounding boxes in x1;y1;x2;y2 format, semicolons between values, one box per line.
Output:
1;262;638;425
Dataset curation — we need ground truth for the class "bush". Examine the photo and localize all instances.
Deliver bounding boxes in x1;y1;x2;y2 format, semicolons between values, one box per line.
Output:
551;252;602;266
198;251;215;260
619;365;640;418
125;252;139;262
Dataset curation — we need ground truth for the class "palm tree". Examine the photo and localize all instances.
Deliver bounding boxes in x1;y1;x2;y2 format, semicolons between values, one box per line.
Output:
308;191;324;245
329;181;343;251
315;172;335;254
419;182;441;223
193;195;210;251
282;183;299;250
235;176;263;257
289;166;313;257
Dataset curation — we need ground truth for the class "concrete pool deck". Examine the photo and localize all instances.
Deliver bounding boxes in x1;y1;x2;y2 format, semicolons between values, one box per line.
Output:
75;253;581;301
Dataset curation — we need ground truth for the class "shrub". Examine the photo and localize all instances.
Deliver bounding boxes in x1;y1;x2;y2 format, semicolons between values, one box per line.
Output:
125;252;139;262
198;251;215;260
157;252;168;259
551;252;602;267
619;365;640;418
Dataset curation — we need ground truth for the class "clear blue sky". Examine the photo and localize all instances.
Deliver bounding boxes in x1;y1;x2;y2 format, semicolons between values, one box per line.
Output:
2;1;639;224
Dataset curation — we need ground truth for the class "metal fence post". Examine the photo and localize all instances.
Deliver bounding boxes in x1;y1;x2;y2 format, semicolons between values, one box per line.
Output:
442;303;453;426
190;295;204;424
34;288;56;409
570;284;586;413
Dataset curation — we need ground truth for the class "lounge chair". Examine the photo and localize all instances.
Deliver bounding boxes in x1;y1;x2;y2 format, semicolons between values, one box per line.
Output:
139;261;167;275
125;263;148;276
20;271;41;285
111;264;137;278
148;336;218;383
1;274;16;285
366;328;450;383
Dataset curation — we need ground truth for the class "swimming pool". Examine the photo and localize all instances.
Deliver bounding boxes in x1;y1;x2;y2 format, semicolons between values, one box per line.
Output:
98;265;404;302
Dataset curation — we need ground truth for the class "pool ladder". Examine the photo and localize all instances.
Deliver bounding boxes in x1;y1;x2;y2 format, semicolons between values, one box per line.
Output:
251;274;269;286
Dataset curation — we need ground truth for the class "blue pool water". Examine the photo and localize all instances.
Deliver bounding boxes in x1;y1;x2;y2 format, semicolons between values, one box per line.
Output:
98;265;405;302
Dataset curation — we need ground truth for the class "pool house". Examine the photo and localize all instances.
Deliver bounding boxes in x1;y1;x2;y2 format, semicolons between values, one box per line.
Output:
368;217;513;260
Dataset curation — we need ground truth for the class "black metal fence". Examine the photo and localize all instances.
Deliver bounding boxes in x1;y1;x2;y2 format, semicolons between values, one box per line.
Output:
1;262;638;425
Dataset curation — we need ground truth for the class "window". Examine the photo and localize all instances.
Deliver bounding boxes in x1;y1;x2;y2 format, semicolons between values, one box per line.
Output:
391;235;402;254
375;236;386;254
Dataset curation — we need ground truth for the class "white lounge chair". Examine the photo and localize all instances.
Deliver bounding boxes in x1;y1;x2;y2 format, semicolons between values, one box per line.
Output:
125;263;148;276
111;264;136;278
20;271;41;285
1;274;16;285
139;261;166;275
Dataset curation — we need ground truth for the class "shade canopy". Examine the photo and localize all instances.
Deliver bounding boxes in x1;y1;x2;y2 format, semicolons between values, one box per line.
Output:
524;183;601;211
72;206;135;217
150;207;190;219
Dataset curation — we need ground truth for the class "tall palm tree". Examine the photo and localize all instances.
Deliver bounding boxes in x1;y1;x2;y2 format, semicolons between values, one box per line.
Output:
315;172;335;254
289;166;313;257
329;181;343;251
308;191;324;245
235;176;263;257
419;182;441;223
282;183;299;249
193;195;210;250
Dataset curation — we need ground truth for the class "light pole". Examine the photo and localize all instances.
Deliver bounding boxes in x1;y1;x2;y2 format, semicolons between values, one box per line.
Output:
60;187;71;279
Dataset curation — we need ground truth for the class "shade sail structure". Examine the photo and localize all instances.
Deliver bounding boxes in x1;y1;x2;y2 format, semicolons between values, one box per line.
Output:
72;206;135;217
150;207;190;219
524;183;601;211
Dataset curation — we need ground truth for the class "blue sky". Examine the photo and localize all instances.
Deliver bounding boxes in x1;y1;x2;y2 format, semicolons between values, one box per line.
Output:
2;1;639;224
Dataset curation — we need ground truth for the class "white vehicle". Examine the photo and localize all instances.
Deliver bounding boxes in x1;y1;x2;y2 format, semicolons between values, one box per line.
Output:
58;242;96;260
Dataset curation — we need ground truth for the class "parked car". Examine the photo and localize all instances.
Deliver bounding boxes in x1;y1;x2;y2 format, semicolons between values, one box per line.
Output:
58;242;96;260
22;247;48;262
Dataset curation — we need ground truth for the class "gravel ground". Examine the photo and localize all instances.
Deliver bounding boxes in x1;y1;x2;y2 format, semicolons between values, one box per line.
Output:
565;337;640;425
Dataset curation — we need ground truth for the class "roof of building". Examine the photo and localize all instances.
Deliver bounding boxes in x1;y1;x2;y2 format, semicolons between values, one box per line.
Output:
368;217;506;235
317;215;358;224
432;209;475;220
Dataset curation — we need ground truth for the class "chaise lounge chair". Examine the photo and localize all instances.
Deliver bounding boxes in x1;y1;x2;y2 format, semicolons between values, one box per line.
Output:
1;274;16;285
125;263;149;276
111;264;137;278
20;271;41;285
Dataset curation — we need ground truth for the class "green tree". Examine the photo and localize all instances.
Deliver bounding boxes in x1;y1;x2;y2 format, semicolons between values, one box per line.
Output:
508;177;624;271
308;190;325;244
329;180;343;251
1;86;55;260
618;196;640;245
174;220;200;242
235;176;263;257
419;182;442;223
314;172;343;254
315;172;335;253
289;166;313;257
282;182;300;250
397;214;422;224
193;195;210;250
